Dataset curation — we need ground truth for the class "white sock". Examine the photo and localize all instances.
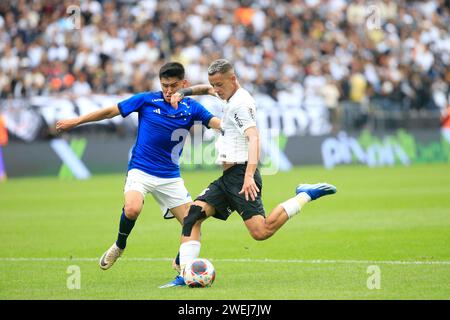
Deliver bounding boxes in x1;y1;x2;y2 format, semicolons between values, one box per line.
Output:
280;192;311;219
179;240;201;272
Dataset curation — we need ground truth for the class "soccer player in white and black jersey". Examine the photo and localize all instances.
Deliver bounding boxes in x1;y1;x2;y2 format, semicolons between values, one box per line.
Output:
161;59;337;287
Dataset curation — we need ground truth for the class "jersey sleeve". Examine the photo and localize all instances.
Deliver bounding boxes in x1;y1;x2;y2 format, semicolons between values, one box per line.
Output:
117;92;148;117
190;99;214;128
231;104;257;135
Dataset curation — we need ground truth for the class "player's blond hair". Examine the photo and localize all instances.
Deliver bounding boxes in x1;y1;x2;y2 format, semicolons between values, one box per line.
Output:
207;59;234;76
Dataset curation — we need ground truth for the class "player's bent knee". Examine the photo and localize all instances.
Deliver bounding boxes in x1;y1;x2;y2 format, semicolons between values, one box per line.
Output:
251;233;266;241
183;205;207;237
124;204;141;220
250;230;269;241
250;227;275;241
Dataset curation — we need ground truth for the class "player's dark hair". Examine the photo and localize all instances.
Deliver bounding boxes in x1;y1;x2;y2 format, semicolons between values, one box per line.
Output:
159;62;185;79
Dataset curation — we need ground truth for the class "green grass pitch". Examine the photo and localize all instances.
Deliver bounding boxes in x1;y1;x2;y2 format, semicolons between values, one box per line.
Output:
0;164;449;299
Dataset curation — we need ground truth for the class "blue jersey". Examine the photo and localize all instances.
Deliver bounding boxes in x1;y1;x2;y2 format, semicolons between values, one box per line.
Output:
118;91;213;178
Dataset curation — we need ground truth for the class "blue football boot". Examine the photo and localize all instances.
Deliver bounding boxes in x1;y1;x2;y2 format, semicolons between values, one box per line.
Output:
158;275;186;289
295;183;337;200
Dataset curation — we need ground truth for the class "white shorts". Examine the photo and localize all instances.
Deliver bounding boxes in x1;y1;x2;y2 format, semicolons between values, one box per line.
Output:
124;169;192;219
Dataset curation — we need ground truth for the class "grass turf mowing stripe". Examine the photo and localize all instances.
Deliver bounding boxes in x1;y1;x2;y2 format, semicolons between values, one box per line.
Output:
1;257;449;265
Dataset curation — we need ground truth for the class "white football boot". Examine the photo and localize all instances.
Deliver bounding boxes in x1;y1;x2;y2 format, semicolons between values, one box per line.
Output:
99;243;124;270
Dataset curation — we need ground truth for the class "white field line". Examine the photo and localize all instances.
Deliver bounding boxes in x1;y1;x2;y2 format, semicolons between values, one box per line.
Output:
0;257;449;265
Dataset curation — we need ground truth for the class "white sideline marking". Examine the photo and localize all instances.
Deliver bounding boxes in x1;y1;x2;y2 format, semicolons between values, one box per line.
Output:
0;257;449;265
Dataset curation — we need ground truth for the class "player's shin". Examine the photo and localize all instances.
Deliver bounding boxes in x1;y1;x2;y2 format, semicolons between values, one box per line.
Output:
116;208;137;249
280;193;311;219
179;205;206;272
179;239;201;273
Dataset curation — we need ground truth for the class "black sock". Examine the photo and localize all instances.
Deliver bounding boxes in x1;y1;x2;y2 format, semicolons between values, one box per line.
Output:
175;252;180;266
116;209;136;249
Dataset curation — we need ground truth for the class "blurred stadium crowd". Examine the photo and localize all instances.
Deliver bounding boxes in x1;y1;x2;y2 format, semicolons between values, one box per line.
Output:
0;0;449;132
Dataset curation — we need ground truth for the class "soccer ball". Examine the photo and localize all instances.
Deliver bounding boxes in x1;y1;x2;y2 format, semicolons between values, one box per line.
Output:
182;258;215;288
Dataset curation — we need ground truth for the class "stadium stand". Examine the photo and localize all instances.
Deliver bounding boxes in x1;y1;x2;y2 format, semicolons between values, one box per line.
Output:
0;0;449;140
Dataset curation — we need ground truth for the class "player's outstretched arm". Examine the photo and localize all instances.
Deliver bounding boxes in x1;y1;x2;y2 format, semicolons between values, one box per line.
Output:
56;105;120;132
170;85;216;108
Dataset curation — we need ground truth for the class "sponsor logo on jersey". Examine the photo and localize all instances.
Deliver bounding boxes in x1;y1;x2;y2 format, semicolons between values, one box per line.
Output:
234;113;243;127
248;107;255;121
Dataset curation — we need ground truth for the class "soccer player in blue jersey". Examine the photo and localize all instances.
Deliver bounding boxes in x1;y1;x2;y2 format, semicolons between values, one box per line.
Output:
56;62;222;271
